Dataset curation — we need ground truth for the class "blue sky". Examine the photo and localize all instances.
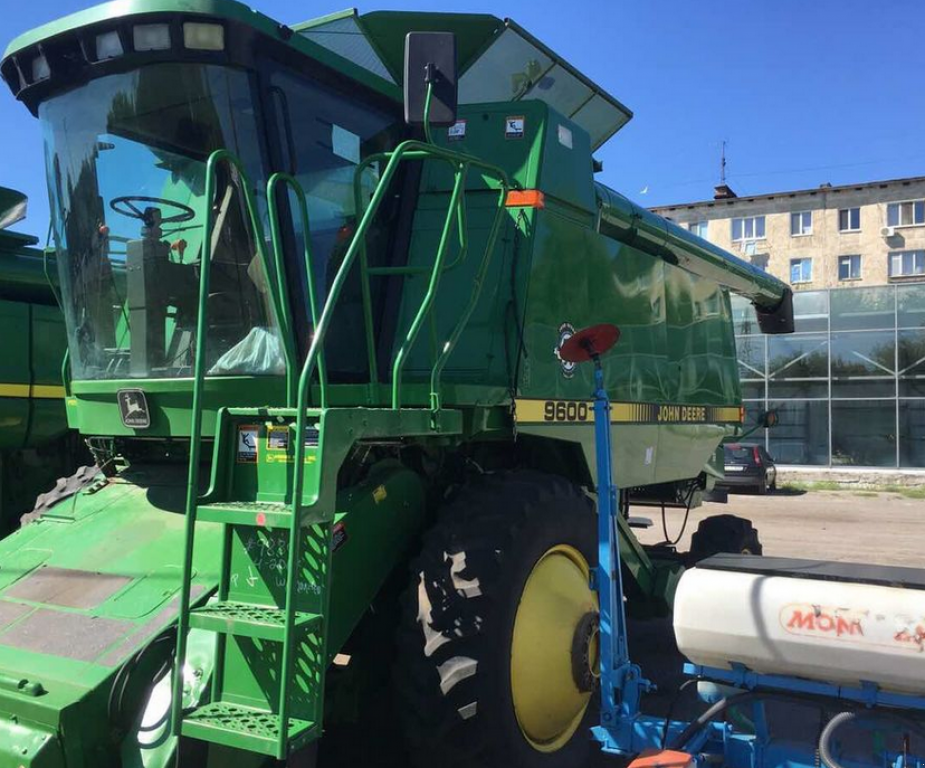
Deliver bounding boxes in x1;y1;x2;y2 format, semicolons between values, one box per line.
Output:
3;0;925;236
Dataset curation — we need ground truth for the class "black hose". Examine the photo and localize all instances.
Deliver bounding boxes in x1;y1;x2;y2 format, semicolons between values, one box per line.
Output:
668;690;762;750
661;678;699;748
669;690;833;751
818;710;925;768
818;711;855;768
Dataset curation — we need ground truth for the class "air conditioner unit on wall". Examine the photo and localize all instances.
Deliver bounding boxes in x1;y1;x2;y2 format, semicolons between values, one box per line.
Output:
881;226;896;238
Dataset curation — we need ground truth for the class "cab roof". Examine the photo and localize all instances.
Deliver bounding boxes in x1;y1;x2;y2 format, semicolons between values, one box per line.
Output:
4;1;631;150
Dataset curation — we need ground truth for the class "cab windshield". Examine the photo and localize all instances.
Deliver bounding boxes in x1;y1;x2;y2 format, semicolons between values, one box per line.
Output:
40;62;281;380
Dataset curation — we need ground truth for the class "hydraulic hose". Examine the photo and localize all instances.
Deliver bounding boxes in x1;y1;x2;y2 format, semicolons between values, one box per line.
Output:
818;711;856;768
818;710;925;768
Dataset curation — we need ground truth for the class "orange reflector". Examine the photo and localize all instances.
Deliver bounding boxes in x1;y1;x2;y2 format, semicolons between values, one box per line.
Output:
627;750;694;768
505;189;545;209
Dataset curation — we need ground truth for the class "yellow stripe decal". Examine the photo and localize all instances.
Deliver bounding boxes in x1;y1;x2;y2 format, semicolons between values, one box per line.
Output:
0;383;66;399
514;399;743;425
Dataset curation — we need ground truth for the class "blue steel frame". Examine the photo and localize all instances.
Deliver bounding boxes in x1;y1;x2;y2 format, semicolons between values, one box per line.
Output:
585;349;925;768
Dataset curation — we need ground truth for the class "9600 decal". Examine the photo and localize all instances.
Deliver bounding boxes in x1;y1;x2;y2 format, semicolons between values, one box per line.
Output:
543;400;592;422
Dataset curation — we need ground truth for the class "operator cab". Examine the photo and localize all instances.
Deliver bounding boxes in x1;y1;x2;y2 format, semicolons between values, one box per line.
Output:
37;59;386;383
1;2;636;434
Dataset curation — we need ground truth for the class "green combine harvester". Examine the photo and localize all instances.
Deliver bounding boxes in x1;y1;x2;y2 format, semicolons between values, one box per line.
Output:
0;3;793;767
0;186;80;535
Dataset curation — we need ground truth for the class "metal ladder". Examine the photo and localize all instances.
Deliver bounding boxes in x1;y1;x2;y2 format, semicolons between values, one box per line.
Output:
172;142;509;759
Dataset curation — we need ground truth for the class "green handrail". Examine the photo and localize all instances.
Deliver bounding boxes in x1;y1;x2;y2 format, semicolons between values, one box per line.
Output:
172;149;299;738
390;162;467;409
429;187;509;414
292;139;509;418
268;173;328;408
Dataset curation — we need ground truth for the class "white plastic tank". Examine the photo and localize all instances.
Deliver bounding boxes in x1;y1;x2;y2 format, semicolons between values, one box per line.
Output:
674;565;925;695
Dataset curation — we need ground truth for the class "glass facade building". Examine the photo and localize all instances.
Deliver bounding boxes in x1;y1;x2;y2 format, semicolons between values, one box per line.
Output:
732;283;925;468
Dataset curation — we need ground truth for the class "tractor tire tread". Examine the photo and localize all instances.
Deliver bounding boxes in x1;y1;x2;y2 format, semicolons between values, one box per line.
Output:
395;470;597;768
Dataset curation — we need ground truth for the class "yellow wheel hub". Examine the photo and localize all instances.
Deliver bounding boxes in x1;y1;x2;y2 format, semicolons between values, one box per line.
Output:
511;544;598;753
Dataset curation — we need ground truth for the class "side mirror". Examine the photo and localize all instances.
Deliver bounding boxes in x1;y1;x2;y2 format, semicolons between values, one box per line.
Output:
760;410;779;429
403;32;458;127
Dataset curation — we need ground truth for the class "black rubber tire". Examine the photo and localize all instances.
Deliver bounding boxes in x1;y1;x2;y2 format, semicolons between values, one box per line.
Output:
20;465;100;527
689;514;762;562
394;471;599;768
756;474;768;495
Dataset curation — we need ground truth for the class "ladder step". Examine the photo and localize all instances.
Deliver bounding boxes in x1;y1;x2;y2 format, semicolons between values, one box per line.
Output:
189;601;322;642
181;701;316;758
196;502;292;528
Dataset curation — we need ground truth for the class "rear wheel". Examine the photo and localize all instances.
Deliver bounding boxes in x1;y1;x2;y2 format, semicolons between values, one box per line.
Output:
689;514;762;562
395;471;599;768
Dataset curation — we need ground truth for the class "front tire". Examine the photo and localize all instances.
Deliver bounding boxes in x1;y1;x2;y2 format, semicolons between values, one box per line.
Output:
395;471;599;768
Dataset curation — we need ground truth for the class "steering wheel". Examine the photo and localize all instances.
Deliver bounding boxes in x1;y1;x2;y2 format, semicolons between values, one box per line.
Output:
110;196;196;224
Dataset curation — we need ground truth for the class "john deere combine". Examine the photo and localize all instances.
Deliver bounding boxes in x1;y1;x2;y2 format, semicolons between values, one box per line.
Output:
0;187;80;535
0;4;803;767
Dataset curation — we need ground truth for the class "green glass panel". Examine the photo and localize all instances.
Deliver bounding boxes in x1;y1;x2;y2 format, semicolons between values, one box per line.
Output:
768;333;828;380
458;27;553;104
831;400;897;467
899;399;925;467
898;328;925;396
297;15;395;84
830;286;894;331
730;294;760;335
831;330;895;398
897;282;925;329
521;64;592;117
792;289;828;333
736;335;766;378
768;399;829;465
741;381;765;400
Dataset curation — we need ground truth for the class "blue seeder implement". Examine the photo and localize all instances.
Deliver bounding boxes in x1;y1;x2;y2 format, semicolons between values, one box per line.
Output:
559;324;925;768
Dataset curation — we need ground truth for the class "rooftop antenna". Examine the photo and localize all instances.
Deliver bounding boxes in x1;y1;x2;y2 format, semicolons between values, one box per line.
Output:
720;139;727;185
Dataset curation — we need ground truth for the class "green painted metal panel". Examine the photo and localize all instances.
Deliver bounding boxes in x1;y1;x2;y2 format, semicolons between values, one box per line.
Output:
0;467;221;761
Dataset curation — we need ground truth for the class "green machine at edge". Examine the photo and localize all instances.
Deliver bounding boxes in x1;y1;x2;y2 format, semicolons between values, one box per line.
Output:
0;5;793;768
0;187;78;534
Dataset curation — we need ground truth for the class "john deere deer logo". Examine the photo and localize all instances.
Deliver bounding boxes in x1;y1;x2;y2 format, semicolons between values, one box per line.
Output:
117;389;150;429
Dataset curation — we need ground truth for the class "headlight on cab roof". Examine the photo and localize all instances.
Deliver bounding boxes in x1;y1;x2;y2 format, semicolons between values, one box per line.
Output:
133;24;171;52
183;22;224;51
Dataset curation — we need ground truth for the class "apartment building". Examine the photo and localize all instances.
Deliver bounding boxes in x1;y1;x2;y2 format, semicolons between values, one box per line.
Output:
650;175;925;289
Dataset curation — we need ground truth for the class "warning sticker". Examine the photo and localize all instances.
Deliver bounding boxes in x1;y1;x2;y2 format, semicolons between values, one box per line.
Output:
237;425;259;463
447;119;467;141
267;426;289;451
505;116;525;139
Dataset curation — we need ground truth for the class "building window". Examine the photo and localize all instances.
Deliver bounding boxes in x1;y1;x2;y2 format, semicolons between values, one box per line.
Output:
838;207;860;232
732;215;765;241
889;250;925;278
887;200;925;228
791;211;813;236
838;254;861;281
790;257;813;284
688;220;708;239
